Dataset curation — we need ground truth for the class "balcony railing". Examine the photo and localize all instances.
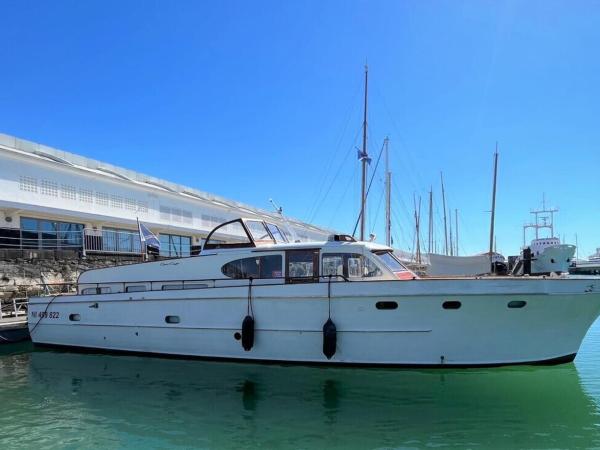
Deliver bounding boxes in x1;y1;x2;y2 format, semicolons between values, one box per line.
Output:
0;226;144;256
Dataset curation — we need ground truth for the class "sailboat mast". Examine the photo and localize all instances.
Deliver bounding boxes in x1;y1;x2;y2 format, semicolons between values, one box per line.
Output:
428;187;433;254
414;194;422;264
455;208;459;256
359;65;369;241
449;205;453;256
489;145;499;268
384;136;391;247
440;172;448;255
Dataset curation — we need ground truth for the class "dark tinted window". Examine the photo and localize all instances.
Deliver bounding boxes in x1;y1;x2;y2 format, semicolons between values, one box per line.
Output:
287;250;319;281
222;255;283;279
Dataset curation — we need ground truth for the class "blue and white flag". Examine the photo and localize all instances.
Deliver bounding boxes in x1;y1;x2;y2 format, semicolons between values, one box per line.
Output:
138;222;160;250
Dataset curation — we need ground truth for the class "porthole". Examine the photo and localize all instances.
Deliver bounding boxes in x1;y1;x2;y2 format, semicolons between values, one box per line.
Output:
165;315;180;324
508;300;526;309
443;301;461;310
376;301;398;310
69;314;81;321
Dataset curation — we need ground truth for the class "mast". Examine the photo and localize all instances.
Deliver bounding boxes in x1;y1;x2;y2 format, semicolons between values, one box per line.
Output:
489;145;499;269
428;187;433;254
440;172;448;255
414;194;422;264
359;65;369;241
448;205;454;256
384;137;391;247
455;208;459;256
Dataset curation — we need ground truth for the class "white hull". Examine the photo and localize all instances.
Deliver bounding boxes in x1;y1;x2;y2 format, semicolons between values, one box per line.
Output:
532;244;576;274
28;277;600;367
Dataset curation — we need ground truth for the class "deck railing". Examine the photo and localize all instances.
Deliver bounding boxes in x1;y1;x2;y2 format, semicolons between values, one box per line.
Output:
0;297;28;319
38;275;350;297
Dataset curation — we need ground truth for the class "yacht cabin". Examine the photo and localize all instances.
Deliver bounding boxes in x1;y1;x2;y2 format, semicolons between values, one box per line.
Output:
77;218;415;295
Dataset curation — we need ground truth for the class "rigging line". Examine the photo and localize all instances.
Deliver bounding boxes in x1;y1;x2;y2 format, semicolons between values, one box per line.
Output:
371;83;426;193
304;78;362;220
351;139;386;237
327;160;358;229
308;125;362;224
391;208;410;250
370;183;385;235
391;178;415;224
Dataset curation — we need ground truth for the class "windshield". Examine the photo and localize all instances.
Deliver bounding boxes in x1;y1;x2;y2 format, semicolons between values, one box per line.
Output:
374;251;415;280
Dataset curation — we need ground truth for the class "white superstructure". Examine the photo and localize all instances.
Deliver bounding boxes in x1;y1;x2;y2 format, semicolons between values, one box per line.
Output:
28;217;600;367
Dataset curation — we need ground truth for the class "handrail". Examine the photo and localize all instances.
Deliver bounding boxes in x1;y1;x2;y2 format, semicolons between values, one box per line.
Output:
36;274;350;296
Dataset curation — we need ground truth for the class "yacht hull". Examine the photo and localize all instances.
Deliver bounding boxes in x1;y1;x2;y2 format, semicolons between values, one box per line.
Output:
27;278;600;367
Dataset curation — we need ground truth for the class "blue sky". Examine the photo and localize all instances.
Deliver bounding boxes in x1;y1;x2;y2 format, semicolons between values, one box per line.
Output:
1;1;598;256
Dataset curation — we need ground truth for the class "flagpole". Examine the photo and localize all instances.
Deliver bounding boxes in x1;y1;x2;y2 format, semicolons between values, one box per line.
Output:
136;216;146;260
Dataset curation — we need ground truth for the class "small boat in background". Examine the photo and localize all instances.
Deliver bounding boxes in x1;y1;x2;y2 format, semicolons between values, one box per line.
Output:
0;296;30;344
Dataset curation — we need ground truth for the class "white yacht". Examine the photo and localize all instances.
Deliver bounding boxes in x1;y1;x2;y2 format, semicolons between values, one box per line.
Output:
27;217;600;367
511;200;575;275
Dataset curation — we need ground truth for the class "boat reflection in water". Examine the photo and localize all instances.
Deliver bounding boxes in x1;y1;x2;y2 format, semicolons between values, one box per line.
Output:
25;350;600;449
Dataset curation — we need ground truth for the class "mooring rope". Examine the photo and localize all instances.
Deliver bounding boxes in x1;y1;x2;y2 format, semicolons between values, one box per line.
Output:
247;277;254;317
28;294;60;335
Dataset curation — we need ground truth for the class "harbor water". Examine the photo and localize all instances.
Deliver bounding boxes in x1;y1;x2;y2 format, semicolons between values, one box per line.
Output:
3;323;600;449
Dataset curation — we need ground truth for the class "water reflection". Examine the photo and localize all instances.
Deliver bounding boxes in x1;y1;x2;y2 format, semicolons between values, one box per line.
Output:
7;349;596;449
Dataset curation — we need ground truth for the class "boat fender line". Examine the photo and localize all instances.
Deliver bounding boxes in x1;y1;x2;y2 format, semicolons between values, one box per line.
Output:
242;277;255;351
322;276;337;359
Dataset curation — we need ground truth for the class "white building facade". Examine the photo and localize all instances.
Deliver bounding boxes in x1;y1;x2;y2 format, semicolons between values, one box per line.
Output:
0;133;330;257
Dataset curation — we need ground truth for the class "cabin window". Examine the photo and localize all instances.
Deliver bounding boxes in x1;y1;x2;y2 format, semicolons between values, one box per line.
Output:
203;219;252;249
184;283;209;289
165;315;180;324
81;287;111;295
266;223;288;243
322;254;345;277
69;313;81;321
245;221;275;244
322;253;382;278
162;284;184;291
286;249;319;282
126;285;146;293
221;255;283;279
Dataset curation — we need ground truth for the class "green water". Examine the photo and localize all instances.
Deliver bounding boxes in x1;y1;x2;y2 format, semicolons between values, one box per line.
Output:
2;324;600;450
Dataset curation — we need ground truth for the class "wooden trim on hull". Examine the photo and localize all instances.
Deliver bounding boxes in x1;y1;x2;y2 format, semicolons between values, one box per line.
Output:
32;343;577;368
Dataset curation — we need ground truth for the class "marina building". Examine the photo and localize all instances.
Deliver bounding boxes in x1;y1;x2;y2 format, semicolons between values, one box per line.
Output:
0;133;330;258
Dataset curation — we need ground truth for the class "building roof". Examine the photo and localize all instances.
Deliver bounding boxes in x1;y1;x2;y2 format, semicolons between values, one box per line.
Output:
0;133;331;235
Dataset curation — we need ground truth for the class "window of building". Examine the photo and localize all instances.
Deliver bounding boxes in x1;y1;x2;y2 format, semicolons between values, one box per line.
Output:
19;176;38;193
79;188;94;203
20;217;84;249
160;234;191;257
102;228;141;253
221;255;283;279
61;184;77;200
40;180;58;197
